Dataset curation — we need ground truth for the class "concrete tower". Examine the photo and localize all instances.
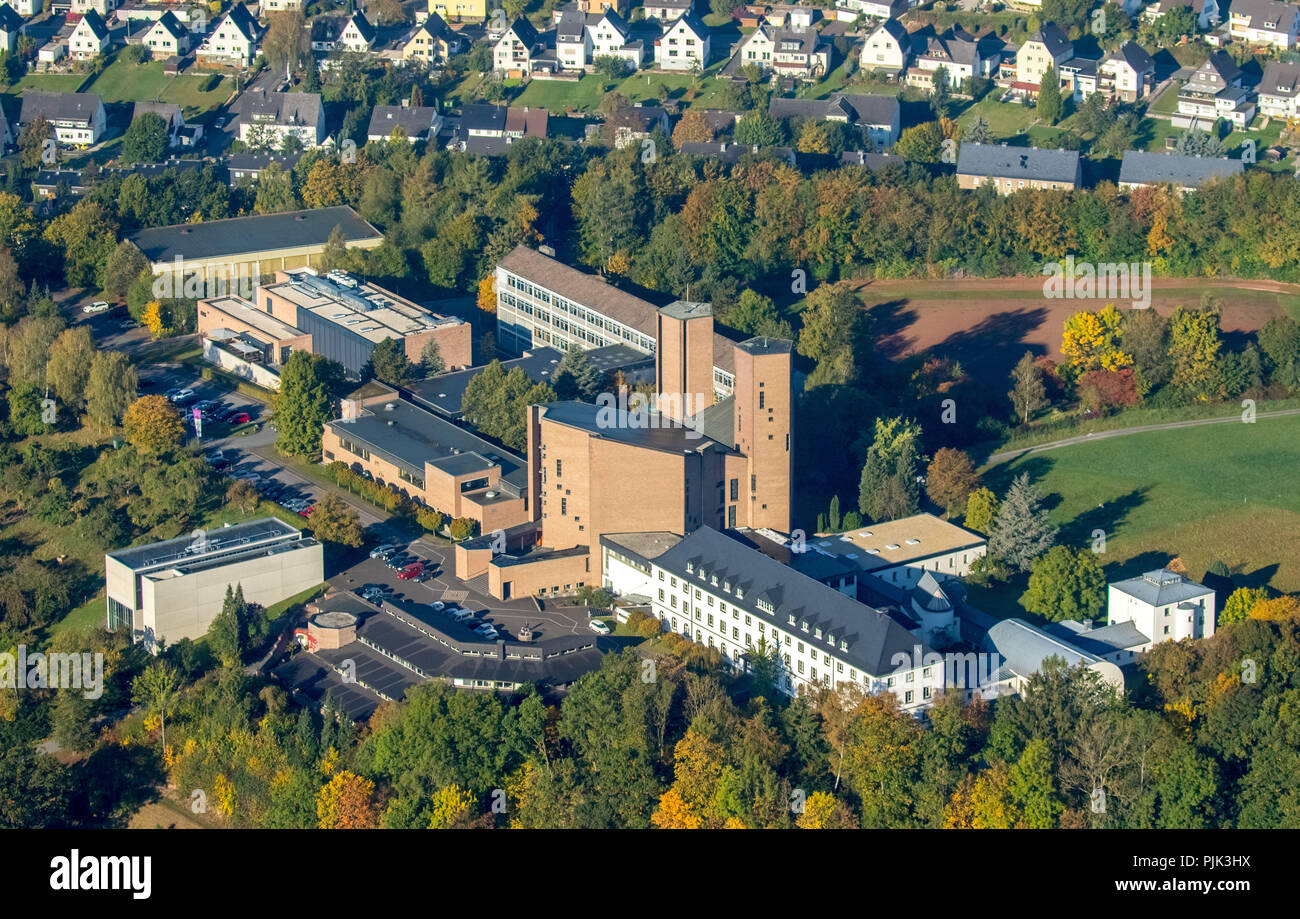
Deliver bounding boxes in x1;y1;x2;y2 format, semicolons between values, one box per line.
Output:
655;301;715;423
733;336;793;533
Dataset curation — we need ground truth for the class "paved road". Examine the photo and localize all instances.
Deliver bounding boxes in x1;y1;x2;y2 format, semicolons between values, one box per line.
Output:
985;408;1300;467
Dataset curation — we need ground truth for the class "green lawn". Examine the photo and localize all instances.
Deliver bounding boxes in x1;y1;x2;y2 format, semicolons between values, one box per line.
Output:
956;97;1039;139
982;412;1300;595
513;74;609;113
2;72;90;95
514;67;736;114
84;59;232;118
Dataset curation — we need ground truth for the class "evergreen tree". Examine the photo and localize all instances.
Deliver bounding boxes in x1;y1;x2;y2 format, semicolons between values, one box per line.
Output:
553;348;604;401
988;474;1059;572
857;417;922;522
1038;65;1062;125
828;495;841;532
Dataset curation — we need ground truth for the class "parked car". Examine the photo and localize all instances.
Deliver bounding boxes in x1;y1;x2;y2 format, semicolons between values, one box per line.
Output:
228;411;251;425
474;624;498;639
449;609;473;623
589;619;612;636
429;601;445;612
166;388;195;404
385;554;413;570
370;544;399;560
83;301;110;313
397;563;424;580
462;618;483;630
204;450;230;469
298;504;315;517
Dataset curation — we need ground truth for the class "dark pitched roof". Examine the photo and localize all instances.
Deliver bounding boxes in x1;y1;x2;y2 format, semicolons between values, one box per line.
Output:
225;3;262;42
77;9;110;40
0;3;24;31
1026;21;1071;57
367;104;439;138
956;142;1081;183
233;89;323;128
128;205;381;262
768;92;899;126
150;10;187;41
460;102;507;133
1232;0;1298;32
1261;60;1300;97
505;105;548;136
1118;150;1243;188
497;244;661;334
20;90;103;126
1107;40;1154;74
556;7;586;41
504;15;540;46
621;526;935;677
346;10;375;44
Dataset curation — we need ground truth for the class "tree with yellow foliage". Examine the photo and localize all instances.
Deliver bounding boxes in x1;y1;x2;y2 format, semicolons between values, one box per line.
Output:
651;729;727;828
316;770;379;829
1248;595;1300;621
796;791;857;828
142;300;172;339
650;787;706;829
477;275;496;315
604;251;631;277
1061;304;1132;376
428;784;476;829
123;395;186;456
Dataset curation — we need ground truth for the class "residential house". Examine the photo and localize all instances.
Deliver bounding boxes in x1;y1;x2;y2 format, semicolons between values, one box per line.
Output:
234;89;326;149
955;142;1083;193
604;103;670;148
588;7;646;70
656;13;710;70
1107;569;1216;648
400;14;467;65
69;9;110;59
493;17;546;75
909;24;1000;89
505;105;548;140
1175;50;1254;128
1257;59;1300;119
19;91;107;147
860;18;910;73
12;0;38;15
262;0;303;9
196;3;263;67
835;0;907;21
1228;0;1299;49
768;92;901;148
459;102;508;139
678;141;797;165
336;10;376;54
1118;150;1244;192
428;0;487;22
367;104;442;142
730;23;832;80
1142;0;1219;30
1015;22;1073;87
0;3;22;55
644;0;694;20
556;4;592;70
132;100;184;148
142;10;191;58
223;150;304;186
72;0;117;15
1098;40;1156;101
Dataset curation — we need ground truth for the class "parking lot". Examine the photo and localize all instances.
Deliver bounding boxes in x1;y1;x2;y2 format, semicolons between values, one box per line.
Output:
328;542;609;646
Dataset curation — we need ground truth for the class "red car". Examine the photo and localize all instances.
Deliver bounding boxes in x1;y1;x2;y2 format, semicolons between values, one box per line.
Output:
299;504;315;517
397;562;425;580
229;411;251;424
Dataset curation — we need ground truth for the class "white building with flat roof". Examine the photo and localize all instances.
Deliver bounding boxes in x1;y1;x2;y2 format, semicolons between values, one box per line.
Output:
105;518;324;652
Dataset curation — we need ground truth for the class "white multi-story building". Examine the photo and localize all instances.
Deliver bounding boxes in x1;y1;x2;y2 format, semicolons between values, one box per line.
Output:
1258;59;1300;119
1107;569;1216;648
1228;0;1299;49
657;13;710;71
588;8;646;70
197;4;263;66
860;18;910;72
603;527;947;709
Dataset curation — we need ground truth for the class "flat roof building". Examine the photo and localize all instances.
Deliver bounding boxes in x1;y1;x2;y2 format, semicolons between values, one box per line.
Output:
105;518;324;652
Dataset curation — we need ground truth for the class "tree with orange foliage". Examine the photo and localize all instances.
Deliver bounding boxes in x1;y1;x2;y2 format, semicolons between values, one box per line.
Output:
672;110;715;147
316;770;379;829
477;275;496;315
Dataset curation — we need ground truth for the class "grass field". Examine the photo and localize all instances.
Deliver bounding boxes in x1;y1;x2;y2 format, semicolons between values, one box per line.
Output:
513;66;737;114
84;60;232;117
955;97;1039;139
981;412;1300;601
2;72;90;95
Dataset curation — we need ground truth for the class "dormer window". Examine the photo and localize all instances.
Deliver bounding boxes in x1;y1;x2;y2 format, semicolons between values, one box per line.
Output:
723;580;731;593
800;620;809;632
839;639;848;651
685;561;694;573
710;575;718;586
814;628;823;640
787;613;795;625
735;587;744;599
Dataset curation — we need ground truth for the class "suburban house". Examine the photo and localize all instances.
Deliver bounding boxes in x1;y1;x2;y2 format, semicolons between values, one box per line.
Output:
835;0;907;21
493;16;546;75
428;0;487;21
19;91;107;147
141;10;191;57
644;0;694;20
657;13;710;70
860;18;910;73
588;7;646;70
1257;60;1300;119
1014;22;1073;88
336;10;376;54
729;23;832;80
1228;0;1299;49
955;142;1083;193
69;9;111;59
400;14;467;65
1142;0;1219;30
1107;569;1217;648
556;4;592;70
233;89;326;150
1175;51;1254;129
1118;150;1244;192
11;0;37;16
604;103;671;148
1097;41;1156;102
366;104;442;143
131;100;187;148
505;105;549;140
908;25;1001;90
449;103;547;154
0;3;23;55
768;92;901;148
197;3;263;67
